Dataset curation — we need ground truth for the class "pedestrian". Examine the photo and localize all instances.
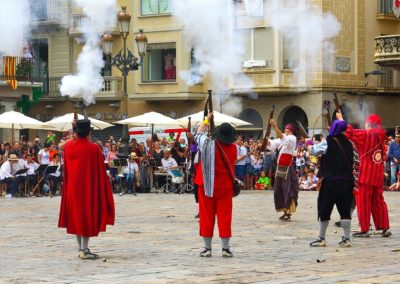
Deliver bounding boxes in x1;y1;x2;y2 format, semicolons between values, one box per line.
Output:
195;112;237;258
58;119;115;259
342;113;392;237
309;118;354;247
388;133;400;185
267;120;299;221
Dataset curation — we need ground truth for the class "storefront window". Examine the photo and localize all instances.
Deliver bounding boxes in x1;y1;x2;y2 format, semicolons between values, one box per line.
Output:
141;0;171;16
143;43;176;82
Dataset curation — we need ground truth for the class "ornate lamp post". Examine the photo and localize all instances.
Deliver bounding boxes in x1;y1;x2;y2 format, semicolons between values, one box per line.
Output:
102;6;148;155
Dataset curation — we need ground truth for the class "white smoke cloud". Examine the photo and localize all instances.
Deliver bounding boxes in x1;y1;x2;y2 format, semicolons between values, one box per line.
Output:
60;0;118;106
172;0;253;116
0;0;31;57
265;0;341;79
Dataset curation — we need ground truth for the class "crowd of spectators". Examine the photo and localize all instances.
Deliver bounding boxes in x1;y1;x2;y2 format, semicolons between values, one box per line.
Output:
1;124;400;198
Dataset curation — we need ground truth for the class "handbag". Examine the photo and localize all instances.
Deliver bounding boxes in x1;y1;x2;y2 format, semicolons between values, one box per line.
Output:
216;142;243;197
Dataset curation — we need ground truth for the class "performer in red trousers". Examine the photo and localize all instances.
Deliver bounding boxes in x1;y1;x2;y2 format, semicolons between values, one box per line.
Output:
195;112;237;258
59;119;115;259
338;112;391;238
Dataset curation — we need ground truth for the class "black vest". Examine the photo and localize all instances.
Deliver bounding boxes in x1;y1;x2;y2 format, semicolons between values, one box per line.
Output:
320;134;354;178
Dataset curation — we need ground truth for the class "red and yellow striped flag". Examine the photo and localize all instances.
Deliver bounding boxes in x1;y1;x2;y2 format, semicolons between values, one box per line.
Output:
3;56;18;90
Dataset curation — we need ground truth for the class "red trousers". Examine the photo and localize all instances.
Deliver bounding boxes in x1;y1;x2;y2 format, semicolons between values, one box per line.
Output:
355;183;390;232
198;185;233;238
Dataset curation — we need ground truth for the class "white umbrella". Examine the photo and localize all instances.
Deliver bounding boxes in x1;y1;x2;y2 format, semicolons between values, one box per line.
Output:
176;111;252;127
0;111;54;144
45;113;113;132
0;111;54;130
114;111;181;126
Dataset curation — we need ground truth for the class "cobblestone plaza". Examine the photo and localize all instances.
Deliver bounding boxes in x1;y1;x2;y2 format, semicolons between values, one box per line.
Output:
0;191;399;283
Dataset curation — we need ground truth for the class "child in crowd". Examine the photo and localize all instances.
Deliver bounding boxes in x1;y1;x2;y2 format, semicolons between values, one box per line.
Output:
255;171;271;190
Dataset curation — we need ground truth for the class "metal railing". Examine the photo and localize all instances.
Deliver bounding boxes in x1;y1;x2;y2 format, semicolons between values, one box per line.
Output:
69;14;86;32
377;0;393;14
0;56;36;82
31;0;61;22
41;76;122;98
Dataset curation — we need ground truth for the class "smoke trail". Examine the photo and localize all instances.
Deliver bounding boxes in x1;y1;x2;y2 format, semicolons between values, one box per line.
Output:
172;0;253;116
60;0;118;105
0;0;31;56
265;0;341;81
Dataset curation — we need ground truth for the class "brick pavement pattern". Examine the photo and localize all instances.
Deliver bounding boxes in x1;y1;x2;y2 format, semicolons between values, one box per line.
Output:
0;191;399;283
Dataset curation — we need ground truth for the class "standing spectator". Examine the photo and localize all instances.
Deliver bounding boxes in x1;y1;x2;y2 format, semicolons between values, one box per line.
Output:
388;134;400;185
195;113;237;258
234;137;247;182
250;151;263;189
38;143;50;165
58;119;115;259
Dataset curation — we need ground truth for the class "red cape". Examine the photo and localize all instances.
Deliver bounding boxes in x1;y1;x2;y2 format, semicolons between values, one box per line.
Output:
58;138;115;237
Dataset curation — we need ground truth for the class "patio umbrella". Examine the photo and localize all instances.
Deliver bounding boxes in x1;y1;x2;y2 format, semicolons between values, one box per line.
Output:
0;111;54;144
176;111;252;127
45;113;113;132
114;111;181;127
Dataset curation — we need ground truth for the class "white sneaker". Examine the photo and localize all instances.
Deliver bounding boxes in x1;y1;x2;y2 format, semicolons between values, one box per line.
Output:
5;194;12;198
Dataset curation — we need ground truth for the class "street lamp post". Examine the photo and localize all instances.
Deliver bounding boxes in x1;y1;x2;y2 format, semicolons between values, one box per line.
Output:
102;6;148;155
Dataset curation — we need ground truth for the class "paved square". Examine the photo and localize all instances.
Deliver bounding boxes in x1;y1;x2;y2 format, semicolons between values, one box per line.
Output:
0;191;399;283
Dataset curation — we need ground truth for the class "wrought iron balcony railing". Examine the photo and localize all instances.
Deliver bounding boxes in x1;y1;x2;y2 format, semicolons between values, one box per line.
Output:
0;56;37;82
31;0;61;22
374;35;400;66
41;76;123;98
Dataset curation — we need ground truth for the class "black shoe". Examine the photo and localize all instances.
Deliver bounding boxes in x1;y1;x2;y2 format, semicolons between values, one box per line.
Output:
222;248;233;258
381;229;392;237
200;248;212;257
310;237;326;247
352;231;370;238
194;213;199;219
334;221;342;227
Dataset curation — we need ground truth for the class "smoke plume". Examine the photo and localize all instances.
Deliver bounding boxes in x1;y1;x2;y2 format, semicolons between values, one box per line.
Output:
60;0;118;105
0;0;31;56
172;0;253;116
265;0;341;80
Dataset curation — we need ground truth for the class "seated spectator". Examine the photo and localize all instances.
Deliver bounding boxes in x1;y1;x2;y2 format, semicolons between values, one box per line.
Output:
161;149;178;170
0;154;22;198
47;153;62;195
388;171;400;191
255;171;271;190
118;152;140;196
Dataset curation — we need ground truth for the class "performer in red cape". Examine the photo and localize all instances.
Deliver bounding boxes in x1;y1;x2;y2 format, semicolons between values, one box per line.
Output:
340;113;391;238
58;119;115;259
195;112;237;258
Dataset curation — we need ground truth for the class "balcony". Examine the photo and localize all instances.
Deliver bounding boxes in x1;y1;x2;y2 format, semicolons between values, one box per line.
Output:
40;76;122;100
31;0;62;31
374;35;400;67
69;14;119;37
376;0;400;20
0;56;43;88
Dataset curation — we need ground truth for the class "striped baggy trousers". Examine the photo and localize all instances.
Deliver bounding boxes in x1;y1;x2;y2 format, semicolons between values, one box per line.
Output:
355;183;390;232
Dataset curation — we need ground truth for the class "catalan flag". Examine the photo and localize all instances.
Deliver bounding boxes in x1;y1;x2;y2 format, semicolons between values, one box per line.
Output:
3;56;17;90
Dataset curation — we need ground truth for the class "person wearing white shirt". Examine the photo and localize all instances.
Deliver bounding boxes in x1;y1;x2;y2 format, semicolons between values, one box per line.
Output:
38;144;50;165
267;120;299;221
234;138;247;182
47;153;62;195
161;149;178;170
118;153;141;196
0;154;21;198
24;154;39;194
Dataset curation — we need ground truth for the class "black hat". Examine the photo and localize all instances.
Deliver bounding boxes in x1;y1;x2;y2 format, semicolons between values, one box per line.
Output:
76;119;91;134
212;123;236;144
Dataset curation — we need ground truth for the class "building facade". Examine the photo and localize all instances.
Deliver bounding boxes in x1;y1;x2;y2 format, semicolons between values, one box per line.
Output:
5;0;399;142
